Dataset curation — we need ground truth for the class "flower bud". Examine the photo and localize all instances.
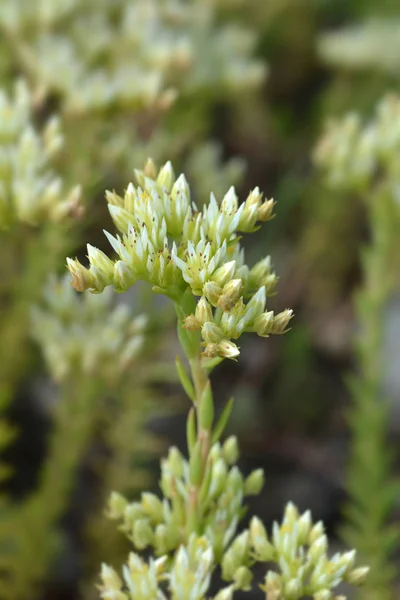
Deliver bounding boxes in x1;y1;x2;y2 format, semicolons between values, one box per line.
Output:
222;436;239;465
234;566;252;590
237;189;262;231
264;273;278;295
218;279;243;311
183;314;201;331
245;187;262;209
250;517;274;561
160;462;174;496
244;468;264;495
89;266;108;292
171;173;190;203
346;566;369;586
222;531;249;580
108;204;132;234
203;281;223;306
155;524;169;554
221;552;236;580
208;443;222;462
123;502;145;527
253;310;275;336
156;160;174;191
167;447;184;478
314;591;332;600
202;322;224;344
309;535;328;564
337;549;356;574
245;287;266;320
105;189;124;208
144;157;158;179
308;521;324;545
216;340;240;360
258;198;275;221
283;502;299;527
132;518;153;549
133;168;145;188
107;492;128;519
141;492;163;521
123;183;137;213
221;186;238;213
214;585;235;600
195;297;213;324
227;466;243;493
100;563;122;591
212;261;236;287
264;571;283;598
297;510;312;545
66;257;92;292
202;343;219;358
284;578;302;599
271;309;293;334
232;530;250;559
113;260;136;292
208;458;228;498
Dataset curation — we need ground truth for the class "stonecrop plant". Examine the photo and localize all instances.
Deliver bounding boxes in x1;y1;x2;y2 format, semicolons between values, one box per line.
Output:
0;80;81;227
31;274;147;384
67;161;369;600
314;95;400;600
0;0;264;190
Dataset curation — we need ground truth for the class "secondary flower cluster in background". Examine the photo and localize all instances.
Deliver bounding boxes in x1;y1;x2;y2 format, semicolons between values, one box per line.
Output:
0;81;81;227
31;275;147;383
314;94;400;193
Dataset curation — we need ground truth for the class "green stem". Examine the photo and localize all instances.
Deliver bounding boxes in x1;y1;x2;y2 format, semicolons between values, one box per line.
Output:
176;298;214;537
344;187;400;600
189;356;208;402
5;378;100;600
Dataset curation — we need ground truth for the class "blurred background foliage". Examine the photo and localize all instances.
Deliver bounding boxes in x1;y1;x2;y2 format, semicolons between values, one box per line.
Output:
0;0;399;598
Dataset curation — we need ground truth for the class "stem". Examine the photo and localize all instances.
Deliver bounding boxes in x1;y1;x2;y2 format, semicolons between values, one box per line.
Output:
189;356;208;402
343;187;399;600
176;298;214;536
7;378;100;600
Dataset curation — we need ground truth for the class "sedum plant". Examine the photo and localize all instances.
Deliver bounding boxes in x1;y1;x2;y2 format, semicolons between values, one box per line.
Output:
67;160;368;600
0;80;81;228
0;80;82;396
0;80;82;478
318;19;400;76
0;83;84;586
1;0;264;114
1;0;264;190
0;80;82;597
1;276;148;600
31;275;147;384
314;95;400;600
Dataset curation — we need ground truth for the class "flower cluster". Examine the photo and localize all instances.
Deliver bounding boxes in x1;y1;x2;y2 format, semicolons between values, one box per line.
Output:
0;81;81;227
99;535;234;600
67;160;293;360
318;19;400;75
106;436;262;562
102;487;368;600
31;275;146;383
313;94;400;192
247;502;369;599
1;0;265;115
